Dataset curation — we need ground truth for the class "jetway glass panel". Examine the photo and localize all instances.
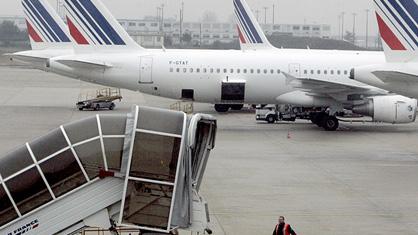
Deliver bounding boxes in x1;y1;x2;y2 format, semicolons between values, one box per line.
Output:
100;115;127;135
5;167;53;215
39;150;87;198
131;133;181;183
104;138;124;171
0;146;33;179
29;128;68;161
74;139;105;179
136;107;184;135
0;185;18;226
123;181;173;230
64;117;100;144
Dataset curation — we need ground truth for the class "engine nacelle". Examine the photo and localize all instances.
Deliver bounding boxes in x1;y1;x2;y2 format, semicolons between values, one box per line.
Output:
352;95;417;123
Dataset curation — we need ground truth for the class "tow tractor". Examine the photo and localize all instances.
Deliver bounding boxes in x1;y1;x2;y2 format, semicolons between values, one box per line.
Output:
255;105;299;123
77;88;122;111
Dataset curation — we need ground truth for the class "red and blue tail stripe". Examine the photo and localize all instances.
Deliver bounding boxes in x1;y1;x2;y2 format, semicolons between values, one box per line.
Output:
22;0;70;43
374;0;418;51
233;0;262;44
65;0;125;45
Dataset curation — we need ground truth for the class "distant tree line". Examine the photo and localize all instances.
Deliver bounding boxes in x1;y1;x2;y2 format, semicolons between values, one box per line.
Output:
0;21;29;47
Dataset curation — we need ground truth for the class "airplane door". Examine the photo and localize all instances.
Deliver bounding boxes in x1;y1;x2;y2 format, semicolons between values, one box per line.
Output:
289;63;301;77
139;56;153;83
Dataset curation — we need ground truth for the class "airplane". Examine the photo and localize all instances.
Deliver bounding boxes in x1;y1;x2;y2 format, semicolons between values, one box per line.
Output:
8;0;418;131
7;0;74;70
351;0;418;99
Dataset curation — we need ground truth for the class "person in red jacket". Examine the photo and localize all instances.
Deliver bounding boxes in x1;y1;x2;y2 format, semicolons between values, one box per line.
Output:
272;216;297;235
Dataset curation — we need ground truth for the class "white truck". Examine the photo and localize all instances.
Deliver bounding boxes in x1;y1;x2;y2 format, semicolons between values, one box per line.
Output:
255;105;297;123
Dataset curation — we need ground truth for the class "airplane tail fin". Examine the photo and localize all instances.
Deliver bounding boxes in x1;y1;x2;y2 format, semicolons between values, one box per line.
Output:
21;0;72;50
63;0;144;52
233;0;275;51
373;0;418;62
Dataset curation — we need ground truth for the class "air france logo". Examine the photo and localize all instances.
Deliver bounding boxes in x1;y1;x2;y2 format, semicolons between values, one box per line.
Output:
7;219;39;235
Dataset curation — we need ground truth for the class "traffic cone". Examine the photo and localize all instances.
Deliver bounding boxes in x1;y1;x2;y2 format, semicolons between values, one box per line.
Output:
287;131;291;139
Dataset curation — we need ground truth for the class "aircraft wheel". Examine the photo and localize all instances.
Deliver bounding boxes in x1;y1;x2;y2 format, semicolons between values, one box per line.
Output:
230;104;244;111
322;116;339;131
214;104;230;113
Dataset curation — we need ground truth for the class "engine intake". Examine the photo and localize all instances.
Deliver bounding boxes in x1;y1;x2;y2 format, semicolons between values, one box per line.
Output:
352;95;417;123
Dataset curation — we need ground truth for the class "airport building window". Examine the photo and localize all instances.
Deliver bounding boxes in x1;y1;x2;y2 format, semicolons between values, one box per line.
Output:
5;167;53;215
0;184;19;226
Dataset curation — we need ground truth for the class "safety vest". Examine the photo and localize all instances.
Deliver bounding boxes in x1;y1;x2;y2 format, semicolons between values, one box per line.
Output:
275;223;291;235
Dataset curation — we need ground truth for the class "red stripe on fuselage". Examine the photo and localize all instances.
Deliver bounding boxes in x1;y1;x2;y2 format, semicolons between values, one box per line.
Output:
376;13;406;50
26;20;43;42
237;25;246;44
67;17;89;45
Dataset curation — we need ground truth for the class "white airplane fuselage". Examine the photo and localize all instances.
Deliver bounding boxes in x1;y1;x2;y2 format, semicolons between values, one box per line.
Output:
49;48;386;105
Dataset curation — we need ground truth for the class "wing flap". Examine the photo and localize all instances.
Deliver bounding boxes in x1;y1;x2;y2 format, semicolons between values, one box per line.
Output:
372;71;418;83
56;59;112;70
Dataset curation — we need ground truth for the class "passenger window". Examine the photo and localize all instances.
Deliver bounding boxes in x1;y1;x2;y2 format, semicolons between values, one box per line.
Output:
230;69;234;73
277;69;281;74
317;70;321;74
250;69;254;74
324;70;328;75
264;69;268;74
223;68;227;73
330;70;334;75
190;68;193;73
344;70;348;75
176;68;180;73
243;69;247;73
203;68;207;73
337;70;341;75
270;69;274;74
237;69;240;74
304;70;308;74
257;69;261;74
217;68;220;73
183;68;187;73
169;68;173;72
311;70;314;74
196;68;200;73
210;68;214;73
40;150;87;198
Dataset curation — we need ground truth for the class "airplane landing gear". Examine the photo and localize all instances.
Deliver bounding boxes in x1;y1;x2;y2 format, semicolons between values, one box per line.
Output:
230;104;244;111
214;104;230;113
310;112;339;131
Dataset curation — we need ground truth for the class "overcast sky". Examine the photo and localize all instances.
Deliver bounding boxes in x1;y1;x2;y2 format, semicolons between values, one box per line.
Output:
0;0;379;36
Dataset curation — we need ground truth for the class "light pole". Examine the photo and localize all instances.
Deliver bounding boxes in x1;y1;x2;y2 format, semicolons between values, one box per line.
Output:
341;12;345;40
352;13;357;45
263;7;268;24
365;9;370;48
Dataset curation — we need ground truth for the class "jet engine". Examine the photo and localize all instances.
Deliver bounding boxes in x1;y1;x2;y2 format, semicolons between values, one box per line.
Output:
352;95;417;123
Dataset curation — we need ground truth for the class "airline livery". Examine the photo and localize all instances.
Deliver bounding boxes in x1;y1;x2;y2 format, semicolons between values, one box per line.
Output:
8;0;418;131
352;0;418;99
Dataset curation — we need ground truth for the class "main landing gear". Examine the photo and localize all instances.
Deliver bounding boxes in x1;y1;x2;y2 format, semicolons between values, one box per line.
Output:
214;104;244;112
311;112;339;131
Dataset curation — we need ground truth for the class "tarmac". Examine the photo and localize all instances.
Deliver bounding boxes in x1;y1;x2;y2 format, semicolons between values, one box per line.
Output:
1;64;418;235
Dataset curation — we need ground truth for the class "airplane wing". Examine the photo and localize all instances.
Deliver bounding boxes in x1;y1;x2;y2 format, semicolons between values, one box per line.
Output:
283;72;387;97
372;71;418;83
55;59;112;70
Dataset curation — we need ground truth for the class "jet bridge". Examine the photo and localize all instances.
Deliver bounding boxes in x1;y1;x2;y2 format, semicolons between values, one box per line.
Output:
0;106;216;235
